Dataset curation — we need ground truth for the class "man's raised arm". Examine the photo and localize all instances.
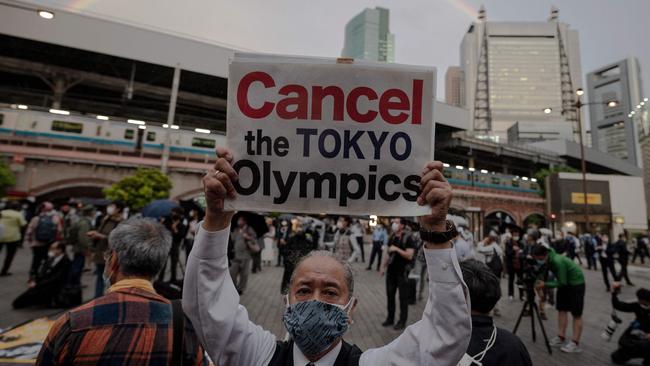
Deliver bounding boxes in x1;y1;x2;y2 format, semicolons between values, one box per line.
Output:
360;161;472;366
182;148;277;366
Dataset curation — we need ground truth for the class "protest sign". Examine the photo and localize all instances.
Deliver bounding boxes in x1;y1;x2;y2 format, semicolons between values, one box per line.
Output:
225;53;435;216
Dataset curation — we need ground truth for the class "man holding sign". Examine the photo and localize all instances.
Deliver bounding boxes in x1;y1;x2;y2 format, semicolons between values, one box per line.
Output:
182;54;471;366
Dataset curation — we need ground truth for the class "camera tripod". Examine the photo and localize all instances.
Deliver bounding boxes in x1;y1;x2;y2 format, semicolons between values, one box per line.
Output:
513;284;552;354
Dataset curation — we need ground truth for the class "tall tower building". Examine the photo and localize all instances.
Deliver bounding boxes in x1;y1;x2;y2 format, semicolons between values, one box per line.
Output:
460;6;582;141
587;57;644;167
445;66;464;106
342;7;395;62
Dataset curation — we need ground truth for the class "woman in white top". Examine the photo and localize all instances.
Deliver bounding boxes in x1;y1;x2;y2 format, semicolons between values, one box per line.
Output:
261;218;276;266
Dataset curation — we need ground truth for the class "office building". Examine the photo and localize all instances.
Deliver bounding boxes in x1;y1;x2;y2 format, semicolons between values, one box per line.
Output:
460;6;582;140
587;57;643;167
445;66;463;106
341;7;395;62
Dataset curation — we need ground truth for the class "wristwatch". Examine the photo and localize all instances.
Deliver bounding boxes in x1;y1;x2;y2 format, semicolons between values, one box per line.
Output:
419;220;458;244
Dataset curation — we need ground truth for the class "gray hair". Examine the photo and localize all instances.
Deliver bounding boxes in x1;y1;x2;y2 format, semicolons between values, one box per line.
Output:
108;217;171;278
289;250;355;298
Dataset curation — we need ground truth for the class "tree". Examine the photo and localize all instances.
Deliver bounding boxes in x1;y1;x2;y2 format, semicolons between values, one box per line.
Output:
103;168;172;211
534;165;578;197
0;160;16;198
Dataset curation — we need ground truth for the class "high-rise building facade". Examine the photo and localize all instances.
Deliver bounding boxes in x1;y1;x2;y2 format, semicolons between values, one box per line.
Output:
460;6;582;140
587;57;644;167
341;7;394;63
445;66;464;106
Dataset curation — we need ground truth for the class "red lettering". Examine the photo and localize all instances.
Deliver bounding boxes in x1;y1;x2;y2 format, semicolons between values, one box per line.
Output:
237;71;275;119
311;86;345;121
411;79;423;124
379;89;410;124
277;84;309;119
346;87;378;123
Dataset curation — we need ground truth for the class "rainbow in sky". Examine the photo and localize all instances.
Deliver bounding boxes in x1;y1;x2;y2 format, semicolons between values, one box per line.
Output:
443;0;478;18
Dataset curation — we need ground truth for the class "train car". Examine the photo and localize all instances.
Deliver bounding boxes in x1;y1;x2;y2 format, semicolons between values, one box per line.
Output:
444;166;540;193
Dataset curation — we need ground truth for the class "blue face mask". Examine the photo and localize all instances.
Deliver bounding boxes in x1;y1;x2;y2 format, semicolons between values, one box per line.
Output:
536;259;546;266
282;297;353;357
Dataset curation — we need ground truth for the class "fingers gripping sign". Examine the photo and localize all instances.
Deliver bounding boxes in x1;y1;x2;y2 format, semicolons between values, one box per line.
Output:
417;161;452;232
202;148;240;230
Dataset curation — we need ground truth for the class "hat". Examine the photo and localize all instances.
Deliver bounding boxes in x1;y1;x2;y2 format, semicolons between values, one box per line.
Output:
80;204;95;214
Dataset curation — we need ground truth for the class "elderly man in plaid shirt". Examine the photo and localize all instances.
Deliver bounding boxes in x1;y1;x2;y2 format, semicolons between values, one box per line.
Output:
36;218;207;366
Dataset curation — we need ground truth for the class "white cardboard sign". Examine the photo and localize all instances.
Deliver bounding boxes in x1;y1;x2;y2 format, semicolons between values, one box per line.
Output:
225;53;435;216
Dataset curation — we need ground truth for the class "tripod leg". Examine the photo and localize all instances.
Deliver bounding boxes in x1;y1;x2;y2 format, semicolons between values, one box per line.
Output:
513;300;529;334
530;303;537;342
532;301;553;354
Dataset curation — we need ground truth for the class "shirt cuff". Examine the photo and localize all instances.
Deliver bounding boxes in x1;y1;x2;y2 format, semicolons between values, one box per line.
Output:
424;248;460;284
191;221;231;260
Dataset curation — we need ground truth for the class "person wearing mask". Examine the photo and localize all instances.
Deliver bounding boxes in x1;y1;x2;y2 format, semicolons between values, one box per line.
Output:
36;218;207;366
366;223;388;271
13;241;70;309
65;205;94;290
262;218;276;266
615;233;634;286
610;283;650;365
280;220;317;294
454;225;474;262
380;218;417;330
184;209;201;262
565;232;582;265
597;233;619;292
583;233;598;270
632;234;649;265
160;207;187;282
504;230;522;301
87;201;125;298
276;220;290;267
459;259;532;366
476;231;503;316
533;244;586;353
182;149;471;366
333;216;353;261
229;216;257;295
24;202;63;280
0;200;27;276
60;201;79;245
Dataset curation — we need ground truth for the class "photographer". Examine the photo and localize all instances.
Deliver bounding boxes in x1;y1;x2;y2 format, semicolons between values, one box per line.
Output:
533;245;585;353
610;283;650;365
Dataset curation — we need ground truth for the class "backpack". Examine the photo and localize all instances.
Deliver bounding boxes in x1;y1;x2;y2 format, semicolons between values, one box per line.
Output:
486;247;503;277
35;215;58;243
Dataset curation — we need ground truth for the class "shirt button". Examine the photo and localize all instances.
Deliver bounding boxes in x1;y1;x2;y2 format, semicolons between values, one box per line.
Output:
442;263;449;270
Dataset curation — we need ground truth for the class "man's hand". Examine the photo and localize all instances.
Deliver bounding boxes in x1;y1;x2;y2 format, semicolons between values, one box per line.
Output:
535;280;545;290
202;147;238;231
416;161;453;248
379;267;386;276
388;245;398;253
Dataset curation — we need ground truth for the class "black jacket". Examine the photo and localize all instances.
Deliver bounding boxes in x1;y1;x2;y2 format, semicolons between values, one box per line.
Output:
269;340;362;366
612;293;650;333
466;315;532;366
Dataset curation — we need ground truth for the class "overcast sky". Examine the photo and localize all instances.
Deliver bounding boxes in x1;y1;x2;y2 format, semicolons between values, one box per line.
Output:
28;0;650;104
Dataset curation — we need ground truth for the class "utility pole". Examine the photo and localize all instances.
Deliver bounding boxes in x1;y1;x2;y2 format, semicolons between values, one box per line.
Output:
161;63;181;174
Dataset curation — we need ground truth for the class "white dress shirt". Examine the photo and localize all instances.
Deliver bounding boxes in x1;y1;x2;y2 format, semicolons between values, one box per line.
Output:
183;223;471;366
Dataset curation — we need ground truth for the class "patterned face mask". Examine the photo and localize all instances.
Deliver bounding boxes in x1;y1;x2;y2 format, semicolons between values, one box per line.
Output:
282;297;354;356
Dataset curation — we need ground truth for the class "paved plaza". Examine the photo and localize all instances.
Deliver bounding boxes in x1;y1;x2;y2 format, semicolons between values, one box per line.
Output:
1;243;649;365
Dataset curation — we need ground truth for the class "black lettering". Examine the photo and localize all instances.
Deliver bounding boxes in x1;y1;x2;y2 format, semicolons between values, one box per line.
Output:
402;174;421;201
245;131;256;155
232;159;260;195
299;172;337;198
263;160;271;196
368;165;377;200
273;170;297;204
339;173;366;207
275;136;289;157
343;130;365;159
319;129;341;158
368;131;388;159
256;129;273;156
296;128;317;157
378;174;401;201
390;132;411;161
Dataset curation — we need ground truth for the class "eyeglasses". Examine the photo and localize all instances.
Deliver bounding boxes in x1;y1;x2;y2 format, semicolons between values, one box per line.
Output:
103;250;113;262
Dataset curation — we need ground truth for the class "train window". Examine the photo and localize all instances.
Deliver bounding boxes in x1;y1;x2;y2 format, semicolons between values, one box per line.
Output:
511;179;520;188
124;129;135;140
96;126;102;136
0;114;3;125
146;131;156;142
491;177;501;185
443;170;452;178
51;120;83;134
192;137;216;148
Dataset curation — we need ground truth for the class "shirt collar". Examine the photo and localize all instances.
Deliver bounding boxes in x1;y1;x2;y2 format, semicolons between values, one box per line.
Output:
471;314;494;327
293;341;342;366
108;278;156;294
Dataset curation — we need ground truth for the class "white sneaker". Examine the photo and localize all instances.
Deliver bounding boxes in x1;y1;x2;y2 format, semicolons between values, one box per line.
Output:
549;336;565;347
561;341;582;353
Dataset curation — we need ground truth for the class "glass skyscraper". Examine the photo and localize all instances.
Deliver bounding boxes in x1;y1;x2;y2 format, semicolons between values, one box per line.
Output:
341;7;394;63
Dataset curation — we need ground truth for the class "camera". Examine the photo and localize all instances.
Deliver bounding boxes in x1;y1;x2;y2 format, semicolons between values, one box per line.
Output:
601;312;622;341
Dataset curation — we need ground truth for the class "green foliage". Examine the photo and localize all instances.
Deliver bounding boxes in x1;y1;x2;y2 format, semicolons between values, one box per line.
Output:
0;160;16;197
103;168;172;211
534;165;578;197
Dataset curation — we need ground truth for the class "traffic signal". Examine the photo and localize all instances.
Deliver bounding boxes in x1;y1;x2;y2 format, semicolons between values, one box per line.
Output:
550;213;557;221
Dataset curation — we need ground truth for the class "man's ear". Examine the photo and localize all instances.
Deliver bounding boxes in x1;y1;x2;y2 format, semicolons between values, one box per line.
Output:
110;252;120;274
347;298;358;325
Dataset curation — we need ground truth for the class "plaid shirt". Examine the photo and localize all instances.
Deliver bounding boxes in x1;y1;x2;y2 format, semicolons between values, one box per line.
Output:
36;287;207;365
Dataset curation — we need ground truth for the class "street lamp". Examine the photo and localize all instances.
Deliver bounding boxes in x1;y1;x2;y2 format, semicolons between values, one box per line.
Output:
543;92;619;234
